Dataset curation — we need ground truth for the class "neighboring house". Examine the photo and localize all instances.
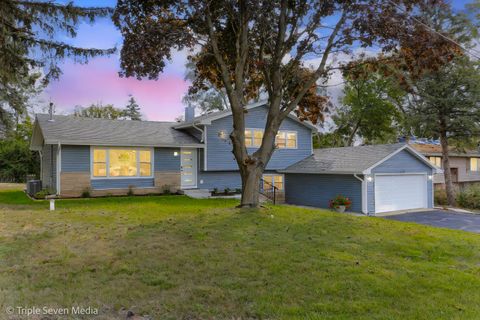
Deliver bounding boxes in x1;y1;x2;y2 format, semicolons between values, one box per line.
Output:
280;143;441;215
30;101;316;197
410;142;480;187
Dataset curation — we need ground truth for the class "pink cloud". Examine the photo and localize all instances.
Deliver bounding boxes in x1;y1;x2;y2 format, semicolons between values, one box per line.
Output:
45;57;190;121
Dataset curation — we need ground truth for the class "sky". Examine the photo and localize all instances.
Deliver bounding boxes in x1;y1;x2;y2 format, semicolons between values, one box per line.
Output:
41;0;474;121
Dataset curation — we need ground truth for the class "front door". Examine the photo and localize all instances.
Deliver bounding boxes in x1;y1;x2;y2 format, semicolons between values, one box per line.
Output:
181;148;197;188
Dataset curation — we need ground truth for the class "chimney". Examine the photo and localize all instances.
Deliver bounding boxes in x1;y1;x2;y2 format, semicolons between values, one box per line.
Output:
48;102;55;122
185;106;195;122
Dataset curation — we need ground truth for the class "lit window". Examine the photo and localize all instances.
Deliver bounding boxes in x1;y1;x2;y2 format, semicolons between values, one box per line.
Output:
139;150;152;176
92;148;152;178
276;131;297;149
429;156;442;168
93;149;107;177
471;158;479;171
245;129;263;147
263;174;284;190
109;149;137;177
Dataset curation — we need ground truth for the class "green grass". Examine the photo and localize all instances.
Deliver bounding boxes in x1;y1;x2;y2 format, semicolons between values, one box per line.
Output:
0;188;480;319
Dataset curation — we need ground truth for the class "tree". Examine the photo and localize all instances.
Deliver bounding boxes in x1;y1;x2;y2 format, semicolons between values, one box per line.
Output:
183;61;229;115
113;0;457;207
74;103;124;120
330;65;405;146
0;115;39;182
0;1;115;128
407;56;480;205
124;96;142;120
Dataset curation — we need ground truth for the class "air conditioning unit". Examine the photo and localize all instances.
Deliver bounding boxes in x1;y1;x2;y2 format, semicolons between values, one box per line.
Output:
26;180;42;196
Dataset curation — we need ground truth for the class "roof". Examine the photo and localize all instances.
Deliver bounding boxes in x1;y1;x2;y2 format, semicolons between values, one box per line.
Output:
173;100;318;132
31;114;203;150
411;143;480;157
281;143;438;175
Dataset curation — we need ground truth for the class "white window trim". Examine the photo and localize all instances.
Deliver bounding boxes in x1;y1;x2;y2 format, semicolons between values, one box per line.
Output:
90;146;155;179
262;173;284;191
244;128;298;149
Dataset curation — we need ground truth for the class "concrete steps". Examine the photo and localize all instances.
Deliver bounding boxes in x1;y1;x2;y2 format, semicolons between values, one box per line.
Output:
181;189;211;199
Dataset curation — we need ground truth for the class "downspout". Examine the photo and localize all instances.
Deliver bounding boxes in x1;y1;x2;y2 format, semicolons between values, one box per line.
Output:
354;174;368;215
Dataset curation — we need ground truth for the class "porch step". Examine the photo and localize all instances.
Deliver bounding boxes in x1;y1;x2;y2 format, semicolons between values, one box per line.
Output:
182;189;211;199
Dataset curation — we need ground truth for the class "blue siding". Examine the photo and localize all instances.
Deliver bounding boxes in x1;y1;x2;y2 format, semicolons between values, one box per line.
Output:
205;105;313;171
198;171;242;190
285;173;362;213
155;147;180;171
91;178;154;190
367;149;434;214
61;145;90;172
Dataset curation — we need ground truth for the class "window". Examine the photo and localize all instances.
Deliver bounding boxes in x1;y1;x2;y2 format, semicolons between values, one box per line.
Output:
276;131;297;149
429;156;442;168
245;129;263;147
263;174;284;190
244;129;297;149
93;149;107;177
471;158;479;171
92;147;153;178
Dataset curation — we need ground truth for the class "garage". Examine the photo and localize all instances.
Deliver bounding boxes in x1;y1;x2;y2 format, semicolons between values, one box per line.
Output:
281;143;441;215
374;174;427;213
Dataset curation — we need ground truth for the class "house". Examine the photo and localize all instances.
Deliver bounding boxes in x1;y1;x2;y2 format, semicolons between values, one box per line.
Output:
30;101;317;197
410;141;480;187
280;143;441;215
30;102;440;215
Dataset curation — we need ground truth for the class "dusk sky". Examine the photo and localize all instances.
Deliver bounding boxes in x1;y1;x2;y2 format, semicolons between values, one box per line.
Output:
43;0;473;121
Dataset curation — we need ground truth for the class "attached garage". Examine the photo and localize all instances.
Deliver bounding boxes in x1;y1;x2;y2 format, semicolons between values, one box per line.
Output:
281;143;441;215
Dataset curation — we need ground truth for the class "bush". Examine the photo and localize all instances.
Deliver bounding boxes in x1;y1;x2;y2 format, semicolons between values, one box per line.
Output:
212;188;218;195
34;189;51;199
127;185;134;196
235;188;242;194
224;188;231;194
434;188;448;206
81;187;91;198
456;184;480;209
329;195;352;209
162;184;171;195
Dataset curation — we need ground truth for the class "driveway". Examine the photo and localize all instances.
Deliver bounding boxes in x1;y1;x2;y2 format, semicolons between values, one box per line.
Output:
384;210;480;233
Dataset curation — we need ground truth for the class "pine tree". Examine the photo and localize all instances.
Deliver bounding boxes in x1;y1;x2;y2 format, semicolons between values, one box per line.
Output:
0;1;115;128
123;96;142;120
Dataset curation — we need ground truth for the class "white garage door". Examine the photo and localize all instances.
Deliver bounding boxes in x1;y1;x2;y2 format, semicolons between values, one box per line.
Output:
374;174;427;213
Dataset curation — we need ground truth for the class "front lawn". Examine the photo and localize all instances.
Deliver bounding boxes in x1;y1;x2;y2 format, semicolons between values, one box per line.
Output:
0;187;479;319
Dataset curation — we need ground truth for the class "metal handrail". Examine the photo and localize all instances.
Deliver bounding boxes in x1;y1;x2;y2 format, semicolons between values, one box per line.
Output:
259;178;279;205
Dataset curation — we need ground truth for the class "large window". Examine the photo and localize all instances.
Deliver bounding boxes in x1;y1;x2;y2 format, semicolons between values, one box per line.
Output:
244;129;297;149
92;147;153;178
471;158;479;172
262;174;284;190
429;156;442;168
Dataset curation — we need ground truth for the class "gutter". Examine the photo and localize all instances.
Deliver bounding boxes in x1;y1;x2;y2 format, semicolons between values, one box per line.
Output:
354;174;368;215
192;122;205;143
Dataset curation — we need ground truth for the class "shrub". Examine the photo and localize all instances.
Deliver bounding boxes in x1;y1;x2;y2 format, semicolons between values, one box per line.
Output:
162;184;171;195
34;189;50;199
235;188;242;194
329;195;352;209
127;185;134;196
434;188;448;206
456;184;480;209
81;187;91;198
212;188;218;195
224;188;231;194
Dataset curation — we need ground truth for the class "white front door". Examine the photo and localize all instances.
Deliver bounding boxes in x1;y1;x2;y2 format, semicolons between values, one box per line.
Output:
181;148;197;188
374;174;427;213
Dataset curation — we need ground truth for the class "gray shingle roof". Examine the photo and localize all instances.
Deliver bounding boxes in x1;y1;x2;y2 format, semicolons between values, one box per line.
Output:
35;114;203;147
281;143;410;174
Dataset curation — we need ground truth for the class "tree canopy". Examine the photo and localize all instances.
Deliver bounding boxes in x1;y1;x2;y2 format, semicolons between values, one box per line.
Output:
113;0;458;207
0;0;115;129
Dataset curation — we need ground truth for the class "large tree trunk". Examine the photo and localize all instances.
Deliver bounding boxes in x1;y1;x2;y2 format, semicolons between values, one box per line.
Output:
239;164;263;207
439;126;456;206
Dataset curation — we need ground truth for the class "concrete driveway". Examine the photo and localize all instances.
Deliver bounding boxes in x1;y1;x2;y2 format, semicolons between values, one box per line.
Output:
384;210;480;233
